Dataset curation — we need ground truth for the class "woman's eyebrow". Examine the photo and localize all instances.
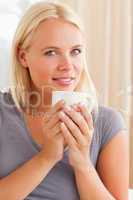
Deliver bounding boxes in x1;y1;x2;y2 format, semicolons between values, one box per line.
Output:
41;44;83;51
71;44;83;49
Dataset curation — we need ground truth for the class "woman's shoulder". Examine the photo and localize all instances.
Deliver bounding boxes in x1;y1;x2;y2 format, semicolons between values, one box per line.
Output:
0;88;14;107
97;105;126;124
94;105;127;148
0;88;20;121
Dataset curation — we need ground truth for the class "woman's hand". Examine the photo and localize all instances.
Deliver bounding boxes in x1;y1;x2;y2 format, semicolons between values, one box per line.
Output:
58;103;94;170
41;100;66;165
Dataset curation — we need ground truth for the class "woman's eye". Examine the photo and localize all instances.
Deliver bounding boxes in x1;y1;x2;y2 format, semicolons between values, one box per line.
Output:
71;48;82;56
44;50;56;56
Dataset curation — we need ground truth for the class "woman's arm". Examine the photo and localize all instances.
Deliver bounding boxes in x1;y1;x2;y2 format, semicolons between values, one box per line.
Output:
74;131;129;200
58;104;128;200
0;151;56;200
0;100;65;200
96;131;129;199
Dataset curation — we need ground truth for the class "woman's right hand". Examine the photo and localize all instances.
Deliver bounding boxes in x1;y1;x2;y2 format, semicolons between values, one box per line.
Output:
40;100;66;164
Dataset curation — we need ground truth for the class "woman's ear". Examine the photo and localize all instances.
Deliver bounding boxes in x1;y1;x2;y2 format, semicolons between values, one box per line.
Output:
17;47;28;68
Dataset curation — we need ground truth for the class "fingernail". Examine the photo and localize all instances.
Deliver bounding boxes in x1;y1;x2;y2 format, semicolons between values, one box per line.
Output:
64;105;71;111
79;102;86;107
60;99;65;104
59;100;65;106
59;111;65;117
72;104;77;108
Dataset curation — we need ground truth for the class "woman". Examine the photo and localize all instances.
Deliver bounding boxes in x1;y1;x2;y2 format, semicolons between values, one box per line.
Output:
0;1;128;199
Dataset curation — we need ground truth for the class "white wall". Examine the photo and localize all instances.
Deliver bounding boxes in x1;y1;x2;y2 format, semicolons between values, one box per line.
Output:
0;0;49;90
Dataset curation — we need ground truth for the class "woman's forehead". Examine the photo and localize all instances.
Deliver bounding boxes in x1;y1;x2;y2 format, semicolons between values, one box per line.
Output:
30;18;85;48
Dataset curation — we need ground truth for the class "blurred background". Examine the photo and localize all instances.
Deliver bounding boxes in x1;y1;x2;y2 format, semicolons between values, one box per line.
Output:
0;0;132;189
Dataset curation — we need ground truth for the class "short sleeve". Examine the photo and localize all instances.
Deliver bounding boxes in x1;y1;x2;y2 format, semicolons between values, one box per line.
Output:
100;106;127;149
0;92;3;127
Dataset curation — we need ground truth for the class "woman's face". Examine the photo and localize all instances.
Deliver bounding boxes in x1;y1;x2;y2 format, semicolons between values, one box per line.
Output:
19;18;85;92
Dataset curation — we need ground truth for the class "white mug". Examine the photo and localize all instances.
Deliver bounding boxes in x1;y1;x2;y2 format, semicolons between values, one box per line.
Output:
52;91;95;113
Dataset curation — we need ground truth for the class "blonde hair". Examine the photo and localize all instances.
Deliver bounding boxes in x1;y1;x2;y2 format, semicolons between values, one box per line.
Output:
10;1;99;112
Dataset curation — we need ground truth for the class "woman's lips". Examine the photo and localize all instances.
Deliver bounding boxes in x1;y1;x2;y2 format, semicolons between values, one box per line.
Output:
52;77;75;86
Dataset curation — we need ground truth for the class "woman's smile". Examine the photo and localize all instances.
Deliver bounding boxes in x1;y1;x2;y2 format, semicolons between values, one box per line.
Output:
52;77;76;87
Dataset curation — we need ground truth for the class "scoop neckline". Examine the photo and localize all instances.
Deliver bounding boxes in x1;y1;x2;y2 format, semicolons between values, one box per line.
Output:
19;110;69;153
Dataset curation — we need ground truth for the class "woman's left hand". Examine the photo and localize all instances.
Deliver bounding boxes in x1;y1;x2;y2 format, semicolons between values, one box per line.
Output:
58;103;94;171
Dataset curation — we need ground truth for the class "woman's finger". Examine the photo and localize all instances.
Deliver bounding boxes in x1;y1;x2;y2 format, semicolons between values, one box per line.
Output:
51;122;61;136
62;106;90;138
60;122;77;149
77;103;94;130
52;99;66;114
43;100;65;122
58;111;87;146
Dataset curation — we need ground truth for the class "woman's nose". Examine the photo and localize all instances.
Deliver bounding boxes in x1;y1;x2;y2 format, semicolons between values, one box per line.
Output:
57;55;73;71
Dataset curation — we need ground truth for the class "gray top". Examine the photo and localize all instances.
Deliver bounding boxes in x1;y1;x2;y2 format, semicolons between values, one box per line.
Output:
0;91;127;200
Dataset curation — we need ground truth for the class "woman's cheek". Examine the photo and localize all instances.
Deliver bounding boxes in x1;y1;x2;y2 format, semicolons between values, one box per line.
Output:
74;64;83;76
73;57;83;70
